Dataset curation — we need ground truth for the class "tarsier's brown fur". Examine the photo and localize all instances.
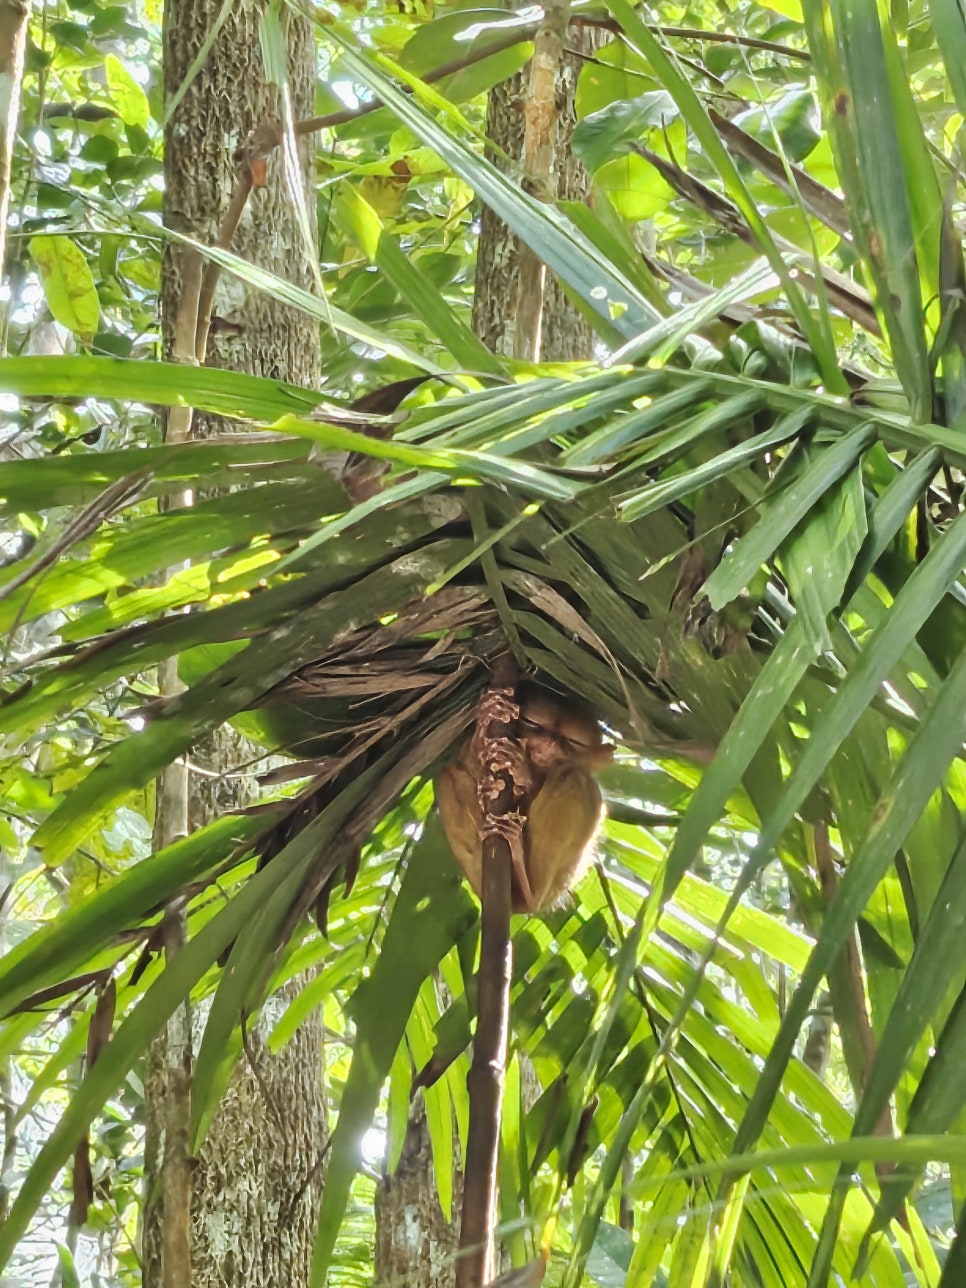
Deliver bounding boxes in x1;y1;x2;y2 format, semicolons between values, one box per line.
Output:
436;684;612;912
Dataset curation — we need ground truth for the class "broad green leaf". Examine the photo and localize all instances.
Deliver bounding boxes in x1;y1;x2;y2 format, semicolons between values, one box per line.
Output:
28;237;100;338
105;54;151;128
586;1222;636;1288
571;91;679;173
400;8;534;102
732;88;821;163
400;8;522;74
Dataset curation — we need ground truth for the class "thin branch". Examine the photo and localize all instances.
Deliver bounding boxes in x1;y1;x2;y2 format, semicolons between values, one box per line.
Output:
0;470;152;607
633;22;809;61
294;27;541;137
194;171;254;361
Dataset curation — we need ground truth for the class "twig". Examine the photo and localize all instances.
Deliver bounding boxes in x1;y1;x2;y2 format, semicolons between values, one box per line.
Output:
631;22;809;61
194;172;255;361
0;469;151;607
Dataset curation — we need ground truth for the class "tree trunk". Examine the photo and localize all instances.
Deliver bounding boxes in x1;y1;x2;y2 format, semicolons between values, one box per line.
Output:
374;1094;462;1288
375;24;599;1283
471;24;602;362
143;4;326;1285
0;0;29;283
160;0;320;386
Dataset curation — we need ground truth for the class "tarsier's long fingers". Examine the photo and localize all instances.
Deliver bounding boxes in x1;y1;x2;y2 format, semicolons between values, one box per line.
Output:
481;812;525;841
476;687;519;728
479;737;531;798
469;688;521;773
482;812;535;910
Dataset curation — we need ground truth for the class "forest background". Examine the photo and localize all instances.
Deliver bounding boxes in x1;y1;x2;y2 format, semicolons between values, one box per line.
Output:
0;0;964;1285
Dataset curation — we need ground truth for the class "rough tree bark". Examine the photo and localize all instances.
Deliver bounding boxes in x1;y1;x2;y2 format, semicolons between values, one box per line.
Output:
374;1094;462;1288
471;24;602;363
142;4;326;1286
0;0;29;282
374;21;601;1285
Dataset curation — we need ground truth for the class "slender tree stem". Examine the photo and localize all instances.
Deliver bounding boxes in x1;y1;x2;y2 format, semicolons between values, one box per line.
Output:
458;660;518;1288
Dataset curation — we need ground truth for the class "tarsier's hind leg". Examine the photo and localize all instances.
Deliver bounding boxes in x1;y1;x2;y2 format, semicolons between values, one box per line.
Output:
524;765;604;910
482;811;533;910
436;762;485;898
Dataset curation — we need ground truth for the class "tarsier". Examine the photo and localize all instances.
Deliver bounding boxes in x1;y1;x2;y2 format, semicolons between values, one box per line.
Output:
437;684;613;912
